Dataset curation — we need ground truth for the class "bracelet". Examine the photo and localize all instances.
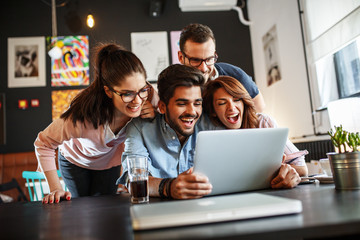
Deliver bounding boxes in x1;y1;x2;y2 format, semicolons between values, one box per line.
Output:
158;178;169;199
166;178;175;199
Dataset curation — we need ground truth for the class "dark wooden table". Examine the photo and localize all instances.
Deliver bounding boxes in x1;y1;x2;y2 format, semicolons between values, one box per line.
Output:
1;183;360;240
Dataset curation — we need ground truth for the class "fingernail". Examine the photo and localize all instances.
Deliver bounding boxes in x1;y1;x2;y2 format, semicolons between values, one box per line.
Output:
55;199;59;203
66;196;71;201
50;200;53;203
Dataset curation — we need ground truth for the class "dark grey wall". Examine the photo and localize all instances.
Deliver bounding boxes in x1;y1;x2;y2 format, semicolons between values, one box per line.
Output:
0;0;254;153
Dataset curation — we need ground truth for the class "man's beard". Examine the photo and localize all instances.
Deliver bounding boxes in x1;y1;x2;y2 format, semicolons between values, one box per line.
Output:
165;110;199;139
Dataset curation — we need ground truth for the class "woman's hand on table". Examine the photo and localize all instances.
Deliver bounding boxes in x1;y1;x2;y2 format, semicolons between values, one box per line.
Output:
42;189;71;204
270;163;301;189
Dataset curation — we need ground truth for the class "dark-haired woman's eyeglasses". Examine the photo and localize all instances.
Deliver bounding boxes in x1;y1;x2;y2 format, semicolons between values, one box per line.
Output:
109;85;151;103
181;52;218;67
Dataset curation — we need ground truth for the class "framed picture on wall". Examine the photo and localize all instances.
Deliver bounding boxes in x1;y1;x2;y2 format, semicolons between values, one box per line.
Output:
131;31;169;83
51;89;83;121
48;35;90;87
262;25;282;87
7;36;46;88
170;31;181;64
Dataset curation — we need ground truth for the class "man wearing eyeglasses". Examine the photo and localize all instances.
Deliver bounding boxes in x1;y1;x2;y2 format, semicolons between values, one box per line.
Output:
178;23;266;113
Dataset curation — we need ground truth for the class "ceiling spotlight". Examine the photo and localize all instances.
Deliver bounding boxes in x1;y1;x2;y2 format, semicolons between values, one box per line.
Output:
86;14;95;28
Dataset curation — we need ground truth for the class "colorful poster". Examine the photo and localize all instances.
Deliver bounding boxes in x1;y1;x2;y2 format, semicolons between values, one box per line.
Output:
49;36;89;86
51;89;82;120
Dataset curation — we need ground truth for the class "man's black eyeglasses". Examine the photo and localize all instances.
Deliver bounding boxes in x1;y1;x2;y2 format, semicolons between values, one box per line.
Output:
182;52;218;67
109;85;151;103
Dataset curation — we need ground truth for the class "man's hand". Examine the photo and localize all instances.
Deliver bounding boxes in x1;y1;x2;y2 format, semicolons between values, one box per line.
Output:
271;163;301;189
140;100;155;119
116;184;128;194
170;168;212;199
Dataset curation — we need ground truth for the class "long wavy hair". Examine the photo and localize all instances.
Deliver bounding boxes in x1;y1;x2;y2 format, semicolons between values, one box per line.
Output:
60;43;147;129
203;76;259;129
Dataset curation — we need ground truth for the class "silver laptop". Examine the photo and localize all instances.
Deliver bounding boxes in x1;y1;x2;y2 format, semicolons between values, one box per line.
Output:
130;193;302;230
193;128;289;195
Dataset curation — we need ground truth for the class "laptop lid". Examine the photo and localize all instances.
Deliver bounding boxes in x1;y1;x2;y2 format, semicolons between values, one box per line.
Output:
130;193;302;230
193;128;289;196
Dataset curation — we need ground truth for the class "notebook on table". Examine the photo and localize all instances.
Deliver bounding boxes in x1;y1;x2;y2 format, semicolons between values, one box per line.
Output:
193;128;289;196
130;193;302;230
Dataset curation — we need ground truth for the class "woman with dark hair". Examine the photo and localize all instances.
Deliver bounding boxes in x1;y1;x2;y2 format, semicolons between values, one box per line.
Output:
35;43;155;204
203;76;308;189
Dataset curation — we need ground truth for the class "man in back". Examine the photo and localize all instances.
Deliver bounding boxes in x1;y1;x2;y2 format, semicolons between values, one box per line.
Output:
117;64;213;199
178;23;266;112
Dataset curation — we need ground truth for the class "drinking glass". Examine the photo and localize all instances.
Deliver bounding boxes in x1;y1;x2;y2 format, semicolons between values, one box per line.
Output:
127;155;149;203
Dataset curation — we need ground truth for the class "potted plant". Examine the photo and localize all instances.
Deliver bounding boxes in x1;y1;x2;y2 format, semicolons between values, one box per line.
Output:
327;125;360;190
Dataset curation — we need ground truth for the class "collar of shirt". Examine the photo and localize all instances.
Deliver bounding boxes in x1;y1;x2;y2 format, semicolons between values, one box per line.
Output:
117;114;220;185
104;119;132;144
160;115;181;143
209;66;219;80
146;114;198;178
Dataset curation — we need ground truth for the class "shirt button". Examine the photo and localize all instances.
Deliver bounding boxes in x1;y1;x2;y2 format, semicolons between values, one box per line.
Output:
172;136;176;140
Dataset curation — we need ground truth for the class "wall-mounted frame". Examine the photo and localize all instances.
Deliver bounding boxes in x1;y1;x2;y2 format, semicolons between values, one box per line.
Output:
131;31;169;83
7;36;46;88
0;93;5;145
49;35;90;87
170;31;181;64
51;89;83;121
262;25;282;87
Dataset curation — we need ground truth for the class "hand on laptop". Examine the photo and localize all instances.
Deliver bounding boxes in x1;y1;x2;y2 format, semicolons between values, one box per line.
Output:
170;167;213;199
270;163;301;189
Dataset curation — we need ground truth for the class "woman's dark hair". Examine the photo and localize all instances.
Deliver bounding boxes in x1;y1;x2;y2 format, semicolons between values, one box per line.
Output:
179;23;216;52
157;64;205;105
60;43;147;128
203;76;259;129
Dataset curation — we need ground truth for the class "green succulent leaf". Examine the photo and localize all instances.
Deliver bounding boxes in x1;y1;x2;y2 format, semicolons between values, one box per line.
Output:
328;125;359;153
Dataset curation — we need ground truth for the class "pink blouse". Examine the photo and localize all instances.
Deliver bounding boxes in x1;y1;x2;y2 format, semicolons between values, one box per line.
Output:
258;113;307;166
34;118;129;172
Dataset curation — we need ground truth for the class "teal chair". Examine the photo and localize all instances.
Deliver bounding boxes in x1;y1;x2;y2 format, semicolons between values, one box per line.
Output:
22;170;67;201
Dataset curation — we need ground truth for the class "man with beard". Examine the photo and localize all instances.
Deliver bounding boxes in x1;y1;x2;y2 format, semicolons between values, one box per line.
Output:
178;23;266;113
117;64;215;200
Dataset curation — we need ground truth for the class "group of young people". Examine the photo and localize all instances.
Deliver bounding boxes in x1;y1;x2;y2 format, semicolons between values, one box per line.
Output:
35;23;308;204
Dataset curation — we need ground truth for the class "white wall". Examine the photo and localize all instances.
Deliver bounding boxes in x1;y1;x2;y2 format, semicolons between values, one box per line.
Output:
247;0;327;142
